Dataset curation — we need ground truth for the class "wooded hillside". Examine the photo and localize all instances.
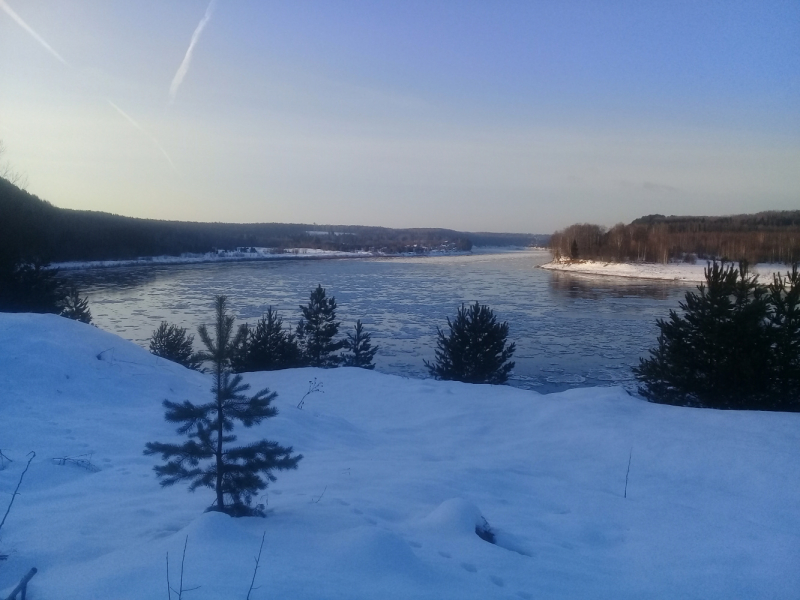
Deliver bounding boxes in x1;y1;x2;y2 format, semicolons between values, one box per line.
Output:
0;177;539;263
550;212;800;264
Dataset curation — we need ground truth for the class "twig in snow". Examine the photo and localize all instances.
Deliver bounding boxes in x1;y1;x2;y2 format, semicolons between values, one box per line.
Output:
245;531;267;600
297;377;323;409
0;451;35;534
51;452;100;472
311;485;327;504
167;536;200;599
624;448;632;499
0;449;12;470
96;347;115;361
4;566;37;600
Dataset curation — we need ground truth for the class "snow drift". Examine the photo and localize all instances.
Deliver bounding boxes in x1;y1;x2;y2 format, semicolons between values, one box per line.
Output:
0;314;798;598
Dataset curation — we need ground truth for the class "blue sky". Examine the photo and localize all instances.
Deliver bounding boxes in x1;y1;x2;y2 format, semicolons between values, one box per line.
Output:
1;1;797;233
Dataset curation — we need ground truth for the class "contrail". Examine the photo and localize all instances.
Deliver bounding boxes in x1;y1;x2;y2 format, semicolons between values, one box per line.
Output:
169;0;216;104
107;100;177;172
0;0;69;66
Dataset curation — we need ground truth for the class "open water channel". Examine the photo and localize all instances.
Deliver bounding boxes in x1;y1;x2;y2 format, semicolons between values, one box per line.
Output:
63;249;693;394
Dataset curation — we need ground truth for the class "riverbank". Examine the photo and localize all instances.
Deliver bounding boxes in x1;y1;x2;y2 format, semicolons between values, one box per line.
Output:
539;258;791;283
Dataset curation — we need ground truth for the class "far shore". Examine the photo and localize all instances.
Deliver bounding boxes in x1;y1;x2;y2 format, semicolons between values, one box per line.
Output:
51;247;481;271
539;258;792;283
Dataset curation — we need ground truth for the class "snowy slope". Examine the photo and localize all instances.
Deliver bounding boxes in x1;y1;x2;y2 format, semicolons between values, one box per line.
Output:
0;314;798;599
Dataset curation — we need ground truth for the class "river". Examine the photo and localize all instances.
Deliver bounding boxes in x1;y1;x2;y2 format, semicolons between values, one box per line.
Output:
62;249;692;394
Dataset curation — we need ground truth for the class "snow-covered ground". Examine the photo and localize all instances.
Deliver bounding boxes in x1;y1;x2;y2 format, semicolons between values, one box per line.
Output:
1;314;798;599
540;258;791;283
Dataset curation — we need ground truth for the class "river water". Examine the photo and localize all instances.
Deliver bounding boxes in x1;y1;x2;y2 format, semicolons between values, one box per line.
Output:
63;249;692;394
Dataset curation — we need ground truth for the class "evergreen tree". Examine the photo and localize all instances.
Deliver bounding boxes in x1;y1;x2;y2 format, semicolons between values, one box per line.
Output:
60;285;92;324
425;302;516;385
0;256;63;314
342;320;378;369
233;307;301;372
296;285;344;367
768;264;800;407
149;321;202;370
634;261;774;409
570;239;579;260
145;296;302;516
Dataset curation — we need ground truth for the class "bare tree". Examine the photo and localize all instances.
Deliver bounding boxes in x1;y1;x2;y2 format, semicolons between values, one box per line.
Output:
0;140;28;189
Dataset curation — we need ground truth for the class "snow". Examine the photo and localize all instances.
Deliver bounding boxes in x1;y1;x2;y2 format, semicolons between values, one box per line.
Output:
52;247;472;271
52;248;377;271
540;258;791;283
1;314;798;599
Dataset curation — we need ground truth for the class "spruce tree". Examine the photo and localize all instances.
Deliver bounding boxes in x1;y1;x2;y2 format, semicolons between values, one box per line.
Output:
570;239;579;260
149;321;202;370
0;257;63;314
768;264;800;408
60;285;92;324
233;307;301;372
342;320;378;369
296;285;344;367
424;302;516;385
145;296;302;516
634;261;773;409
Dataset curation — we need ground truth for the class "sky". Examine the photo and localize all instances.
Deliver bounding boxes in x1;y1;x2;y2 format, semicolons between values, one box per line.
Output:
0;1;798;234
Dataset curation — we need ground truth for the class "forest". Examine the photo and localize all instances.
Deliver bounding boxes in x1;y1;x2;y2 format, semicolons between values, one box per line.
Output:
550;212;800;264
0;177;541;264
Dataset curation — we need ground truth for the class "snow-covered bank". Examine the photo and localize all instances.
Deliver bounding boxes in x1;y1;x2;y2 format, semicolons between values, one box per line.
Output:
50;247;519;272
1;314;798;599
52;248;377;271
540;258;791;283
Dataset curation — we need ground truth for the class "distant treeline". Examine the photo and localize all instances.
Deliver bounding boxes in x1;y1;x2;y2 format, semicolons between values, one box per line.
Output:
550;212;800;264
465;232;549;247
0;177;541;263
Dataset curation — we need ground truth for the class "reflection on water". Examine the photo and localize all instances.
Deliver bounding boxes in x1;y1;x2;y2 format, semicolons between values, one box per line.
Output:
548;271;673;301
65;265;161;291
59;249;692;394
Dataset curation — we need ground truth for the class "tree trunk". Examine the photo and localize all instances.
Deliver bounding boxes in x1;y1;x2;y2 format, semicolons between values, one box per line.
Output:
215;366;224;511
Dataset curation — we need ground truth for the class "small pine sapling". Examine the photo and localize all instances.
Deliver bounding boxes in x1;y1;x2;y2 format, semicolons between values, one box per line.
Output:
425;302;516;385
341;320;378;369
634;261;774;409
0;257;63;314
296;284;345;367
145;296;302;516
150;321;202;370
60;285;92;323
233;307;301;372
768;263;800;407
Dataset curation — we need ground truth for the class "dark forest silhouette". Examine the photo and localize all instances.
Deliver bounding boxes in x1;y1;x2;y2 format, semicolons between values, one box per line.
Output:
0;177;542;264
